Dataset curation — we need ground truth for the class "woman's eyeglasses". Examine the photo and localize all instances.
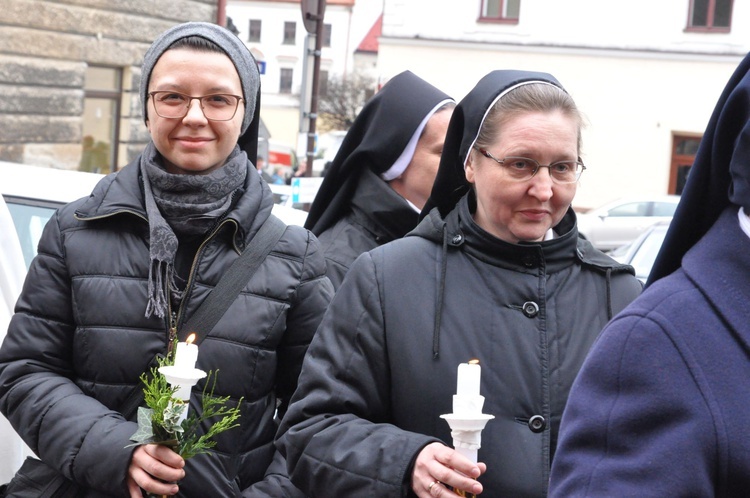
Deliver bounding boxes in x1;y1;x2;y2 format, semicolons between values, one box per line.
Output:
149;91;245;121
474;146;585;184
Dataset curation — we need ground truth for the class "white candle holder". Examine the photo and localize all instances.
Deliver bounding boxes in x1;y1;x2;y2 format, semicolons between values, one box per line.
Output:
440;394;494;463
158;365;207;423
440;412;495;463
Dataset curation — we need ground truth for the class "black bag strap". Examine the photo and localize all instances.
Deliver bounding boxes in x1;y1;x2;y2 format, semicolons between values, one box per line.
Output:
180;214;287;344
118;215;286;421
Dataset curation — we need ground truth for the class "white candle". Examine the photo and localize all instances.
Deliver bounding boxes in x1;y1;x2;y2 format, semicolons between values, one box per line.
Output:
174;333;198;370
457;360;481;397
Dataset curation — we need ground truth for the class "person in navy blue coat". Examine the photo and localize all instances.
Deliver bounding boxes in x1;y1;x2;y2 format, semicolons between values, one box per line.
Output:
548;51;750;497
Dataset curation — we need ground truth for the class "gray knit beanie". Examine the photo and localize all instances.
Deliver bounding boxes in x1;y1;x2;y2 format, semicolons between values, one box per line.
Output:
139;22;259;135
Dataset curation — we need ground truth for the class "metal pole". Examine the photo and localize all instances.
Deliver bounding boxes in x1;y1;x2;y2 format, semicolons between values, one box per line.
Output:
304;0;325;177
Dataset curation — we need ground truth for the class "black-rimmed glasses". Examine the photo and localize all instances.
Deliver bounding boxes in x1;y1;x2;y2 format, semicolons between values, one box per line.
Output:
148;91;245;121
474;146;585;184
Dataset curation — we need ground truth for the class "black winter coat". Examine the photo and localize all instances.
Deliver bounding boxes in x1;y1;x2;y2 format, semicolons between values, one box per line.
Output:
315;168;420;289
0;160;333;497
277;194;642;497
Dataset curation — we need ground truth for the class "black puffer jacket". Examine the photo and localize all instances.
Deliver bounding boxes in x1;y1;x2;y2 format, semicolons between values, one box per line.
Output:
277;194;643;497
315;168;420;289
0;160;333;497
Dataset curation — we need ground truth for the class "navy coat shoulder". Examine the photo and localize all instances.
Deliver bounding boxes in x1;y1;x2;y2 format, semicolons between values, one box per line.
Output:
550;207;750;497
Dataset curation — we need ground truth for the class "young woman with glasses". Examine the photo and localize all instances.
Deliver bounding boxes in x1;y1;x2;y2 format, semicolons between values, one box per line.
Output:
277;70;642;497
0;22;332;497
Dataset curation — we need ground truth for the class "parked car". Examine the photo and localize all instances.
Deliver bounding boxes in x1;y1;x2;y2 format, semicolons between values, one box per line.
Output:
576;195;680;251
1;161;104;268
269;178;322;226
1;161;309;269
609;221;670;283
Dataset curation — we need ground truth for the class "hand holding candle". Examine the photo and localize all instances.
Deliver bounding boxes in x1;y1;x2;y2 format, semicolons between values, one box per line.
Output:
129;335;243;493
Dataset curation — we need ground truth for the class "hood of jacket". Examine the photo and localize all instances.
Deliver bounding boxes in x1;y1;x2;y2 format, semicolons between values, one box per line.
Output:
413;193;636;359
415;192;634;272
348;167;420;243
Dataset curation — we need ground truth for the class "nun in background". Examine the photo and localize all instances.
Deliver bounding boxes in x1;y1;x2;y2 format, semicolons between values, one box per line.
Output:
549;51;750;497
305;70;454;289
278;69;641;497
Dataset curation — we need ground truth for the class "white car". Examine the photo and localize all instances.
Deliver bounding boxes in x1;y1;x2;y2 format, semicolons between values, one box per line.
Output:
609;221;671;284
576;195;680;251
1;161;309;268
1;161;104;268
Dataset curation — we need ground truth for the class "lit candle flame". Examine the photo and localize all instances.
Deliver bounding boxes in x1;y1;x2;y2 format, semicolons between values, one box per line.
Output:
186;333;196;345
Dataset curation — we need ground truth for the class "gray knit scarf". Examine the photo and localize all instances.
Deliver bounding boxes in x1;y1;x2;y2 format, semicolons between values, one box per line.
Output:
140;141;248;318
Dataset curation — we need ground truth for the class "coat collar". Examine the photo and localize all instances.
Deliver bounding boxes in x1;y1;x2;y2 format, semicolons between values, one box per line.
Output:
75;157;274;247
413;192;633;274
682;207;750;344
349;168;420;243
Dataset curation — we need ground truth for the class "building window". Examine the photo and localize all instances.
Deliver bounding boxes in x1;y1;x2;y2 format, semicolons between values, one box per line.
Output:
322;24;332;47
248;19;261;42
81;66;122;173
283;21;296;45
669;135;702;195
280;68;293;94
687;0;733;32
479;0;520;22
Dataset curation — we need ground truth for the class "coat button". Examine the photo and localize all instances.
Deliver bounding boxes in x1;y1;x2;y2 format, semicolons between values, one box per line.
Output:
451;234;463;244
528;415;546;433
522;301;539;318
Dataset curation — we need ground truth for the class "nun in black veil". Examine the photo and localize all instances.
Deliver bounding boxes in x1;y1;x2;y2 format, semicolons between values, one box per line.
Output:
278;69;641;497
550;52;750;496
305;70;454;289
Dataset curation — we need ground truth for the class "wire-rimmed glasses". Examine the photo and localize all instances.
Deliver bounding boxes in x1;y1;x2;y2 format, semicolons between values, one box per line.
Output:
474;146;586;184
148;91;245;121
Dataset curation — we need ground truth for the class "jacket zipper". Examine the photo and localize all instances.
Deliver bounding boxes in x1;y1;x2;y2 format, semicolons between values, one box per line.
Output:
168;217;240;347
167;310;178;357
75;206;243;354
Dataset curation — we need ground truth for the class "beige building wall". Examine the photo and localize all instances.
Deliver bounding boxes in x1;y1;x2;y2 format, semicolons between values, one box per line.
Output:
377;41;741;209
375;0;750;210
260;106;299;148
0;0;217;171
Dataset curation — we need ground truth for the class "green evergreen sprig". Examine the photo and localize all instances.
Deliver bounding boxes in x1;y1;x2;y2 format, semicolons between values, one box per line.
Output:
128;342;242;459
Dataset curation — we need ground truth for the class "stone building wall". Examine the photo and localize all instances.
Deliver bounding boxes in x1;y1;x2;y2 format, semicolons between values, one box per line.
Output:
0;0;217;171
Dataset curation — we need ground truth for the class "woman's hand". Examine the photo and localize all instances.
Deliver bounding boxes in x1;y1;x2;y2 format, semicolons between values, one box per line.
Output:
411;442;486;497
127;444;185;497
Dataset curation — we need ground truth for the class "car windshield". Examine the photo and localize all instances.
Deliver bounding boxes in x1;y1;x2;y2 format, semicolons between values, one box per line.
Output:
4;197;57;269
631;228;669;280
